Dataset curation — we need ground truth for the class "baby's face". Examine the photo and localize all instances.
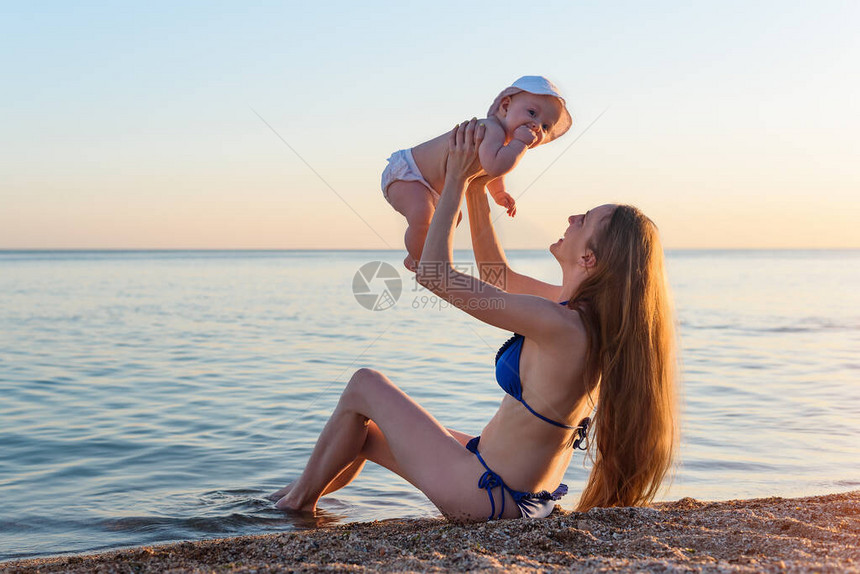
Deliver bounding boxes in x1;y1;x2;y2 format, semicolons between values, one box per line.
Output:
500;93;564;147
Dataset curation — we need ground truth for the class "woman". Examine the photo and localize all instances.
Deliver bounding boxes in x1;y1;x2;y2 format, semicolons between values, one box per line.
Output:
270;120;677;521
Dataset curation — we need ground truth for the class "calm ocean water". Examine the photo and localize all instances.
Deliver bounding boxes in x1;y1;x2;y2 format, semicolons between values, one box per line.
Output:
1;249;858;561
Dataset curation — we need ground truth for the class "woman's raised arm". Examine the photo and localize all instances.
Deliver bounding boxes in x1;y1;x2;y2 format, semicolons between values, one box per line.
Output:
416;120;572;342
465;179;563;301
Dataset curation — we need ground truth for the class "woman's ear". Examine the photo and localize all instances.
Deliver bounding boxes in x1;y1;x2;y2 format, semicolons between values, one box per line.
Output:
580;250;596;271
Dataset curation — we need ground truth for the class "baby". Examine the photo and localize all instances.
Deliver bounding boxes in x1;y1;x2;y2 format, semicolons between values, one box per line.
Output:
382;76;572;270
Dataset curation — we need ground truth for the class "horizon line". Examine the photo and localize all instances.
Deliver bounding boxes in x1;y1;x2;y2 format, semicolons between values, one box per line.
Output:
2;247;859;253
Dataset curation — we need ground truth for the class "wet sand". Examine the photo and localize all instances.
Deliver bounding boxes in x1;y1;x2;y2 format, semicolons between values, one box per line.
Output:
3;490;858;573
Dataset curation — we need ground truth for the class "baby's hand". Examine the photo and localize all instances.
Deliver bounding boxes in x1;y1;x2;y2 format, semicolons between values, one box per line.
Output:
491;190;517;217
513;125;538;148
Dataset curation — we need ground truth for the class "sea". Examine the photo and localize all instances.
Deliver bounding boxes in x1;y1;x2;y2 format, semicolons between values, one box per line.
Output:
1;249;858;561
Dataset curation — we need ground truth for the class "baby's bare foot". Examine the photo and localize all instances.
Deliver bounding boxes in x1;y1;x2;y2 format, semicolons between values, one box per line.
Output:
403;255;417;272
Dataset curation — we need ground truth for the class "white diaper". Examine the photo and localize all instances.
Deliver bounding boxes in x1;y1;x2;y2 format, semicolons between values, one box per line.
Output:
381;148;439;204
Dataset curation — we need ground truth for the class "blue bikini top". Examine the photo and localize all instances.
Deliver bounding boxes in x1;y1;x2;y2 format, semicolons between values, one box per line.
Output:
494;301;590;446
495;334;574;429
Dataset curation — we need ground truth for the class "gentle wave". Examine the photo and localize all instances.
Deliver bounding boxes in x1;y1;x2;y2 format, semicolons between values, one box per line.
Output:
1;250;858;561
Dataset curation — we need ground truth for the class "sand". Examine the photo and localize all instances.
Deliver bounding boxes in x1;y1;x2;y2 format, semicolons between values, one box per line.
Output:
3;490;858;573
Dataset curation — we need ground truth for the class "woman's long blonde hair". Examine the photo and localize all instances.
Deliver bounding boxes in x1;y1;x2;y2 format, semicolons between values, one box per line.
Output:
570;204;678;511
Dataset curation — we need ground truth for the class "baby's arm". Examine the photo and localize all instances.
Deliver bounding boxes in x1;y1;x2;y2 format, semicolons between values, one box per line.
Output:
477;120;536;178
486;177;516;217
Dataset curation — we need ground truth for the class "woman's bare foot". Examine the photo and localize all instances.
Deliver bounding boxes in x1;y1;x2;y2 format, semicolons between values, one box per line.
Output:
274;493;315;512
266;483;293;502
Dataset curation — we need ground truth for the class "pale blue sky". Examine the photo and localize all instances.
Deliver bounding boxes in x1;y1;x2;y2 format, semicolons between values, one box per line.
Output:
2;1;858;249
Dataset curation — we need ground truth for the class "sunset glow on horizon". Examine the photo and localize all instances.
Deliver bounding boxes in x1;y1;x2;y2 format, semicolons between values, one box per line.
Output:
2;1;858;250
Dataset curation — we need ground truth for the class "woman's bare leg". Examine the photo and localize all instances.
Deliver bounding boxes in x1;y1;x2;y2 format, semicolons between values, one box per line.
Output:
325;427;473;495
268;459;366;502
267;422;391;502
269;424;472;501
274;368;490;521
274;400;371;511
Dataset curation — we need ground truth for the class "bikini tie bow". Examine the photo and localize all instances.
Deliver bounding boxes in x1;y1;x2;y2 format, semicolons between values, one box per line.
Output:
477;470;505;519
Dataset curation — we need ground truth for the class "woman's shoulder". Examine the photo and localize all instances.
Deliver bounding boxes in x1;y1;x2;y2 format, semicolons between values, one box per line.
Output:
528;298;588;350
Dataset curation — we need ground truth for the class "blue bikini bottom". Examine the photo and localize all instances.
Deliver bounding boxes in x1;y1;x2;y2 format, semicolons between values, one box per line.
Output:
466;436;567;520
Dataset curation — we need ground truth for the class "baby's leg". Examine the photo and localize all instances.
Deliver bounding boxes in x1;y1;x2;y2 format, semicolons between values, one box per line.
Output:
385;181;437;270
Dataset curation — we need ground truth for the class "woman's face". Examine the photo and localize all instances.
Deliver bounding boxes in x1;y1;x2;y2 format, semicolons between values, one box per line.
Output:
550;204;616;264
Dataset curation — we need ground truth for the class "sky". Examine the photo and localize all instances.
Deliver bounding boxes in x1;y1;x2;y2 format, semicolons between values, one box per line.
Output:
1;1;858;250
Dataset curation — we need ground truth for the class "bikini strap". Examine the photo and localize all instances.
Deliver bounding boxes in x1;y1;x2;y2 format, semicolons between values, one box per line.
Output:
518;398;577;430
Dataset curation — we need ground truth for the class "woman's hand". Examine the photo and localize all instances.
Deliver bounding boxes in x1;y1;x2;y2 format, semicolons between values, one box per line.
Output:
446;119;486;184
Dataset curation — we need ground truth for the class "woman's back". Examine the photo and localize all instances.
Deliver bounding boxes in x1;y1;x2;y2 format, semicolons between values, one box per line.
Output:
478;313;592;494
